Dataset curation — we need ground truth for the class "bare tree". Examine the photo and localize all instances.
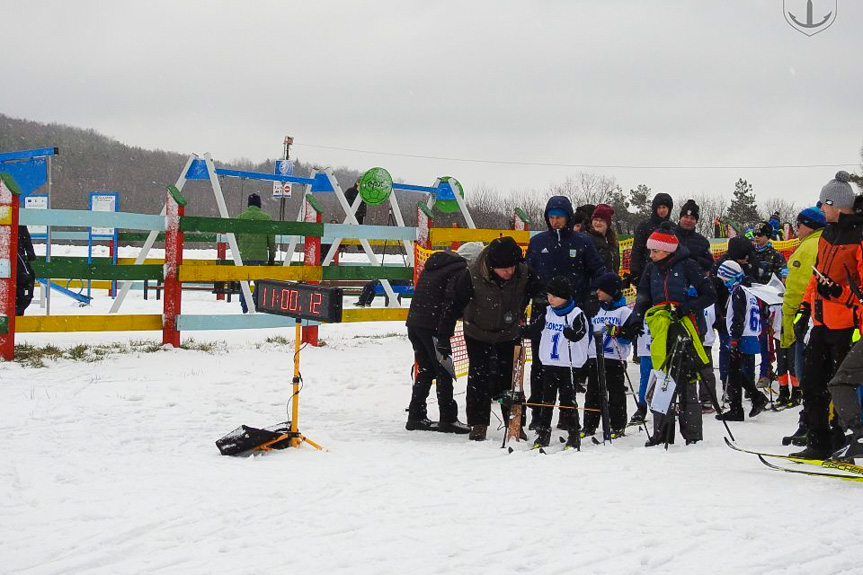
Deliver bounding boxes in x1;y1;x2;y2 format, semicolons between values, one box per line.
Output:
762;197;800;227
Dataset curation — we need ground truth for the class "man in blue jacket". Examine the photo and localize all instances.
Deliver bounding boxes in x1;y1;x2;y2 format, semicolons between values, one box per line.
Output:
524;196;607;428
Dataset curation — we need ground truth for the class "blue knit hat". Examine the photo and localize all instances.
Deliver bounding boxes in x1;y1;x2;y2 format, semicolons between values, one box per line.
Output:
797;206;826;230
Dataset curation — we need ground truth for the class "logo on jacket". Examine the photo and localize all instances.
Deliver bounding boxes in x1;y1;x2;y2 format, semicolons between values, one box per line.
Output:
569;249;578;258
541;248;549;254
784;0;837;37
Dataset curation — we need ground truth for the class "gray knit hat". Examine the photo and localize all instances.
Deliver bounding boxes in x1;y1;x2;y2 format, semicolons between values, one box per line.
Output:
819;171;855;209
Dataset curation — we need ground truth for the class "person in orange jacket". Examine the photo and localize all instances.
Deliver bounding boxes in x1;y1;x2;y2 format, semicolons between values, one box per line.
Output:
814;172;863;461
793;171;863;459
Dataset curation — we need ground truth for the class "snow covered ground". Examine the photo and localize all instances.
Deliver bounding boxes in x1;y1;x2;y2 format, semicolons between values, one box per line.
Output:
3;277;863;574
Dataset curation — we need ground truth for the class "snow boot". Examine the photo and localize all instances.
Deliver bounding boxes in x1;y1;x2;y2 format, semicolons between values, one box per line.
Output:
468;425;487;441
748;392;769;418
405;417;435;431
532;428;551;448
628;403;647;426
716;407;744;421
436;420;471;435
831;429;863;462
775;385;790;407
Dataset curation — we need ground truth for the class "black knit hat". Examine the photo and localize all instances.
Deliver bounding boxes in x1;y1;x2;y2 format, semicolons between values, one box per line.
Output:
727;236;752;261
596;272;622;299
248;193;262;208
546;275;572;300
679;199;700;220
487;236;522;269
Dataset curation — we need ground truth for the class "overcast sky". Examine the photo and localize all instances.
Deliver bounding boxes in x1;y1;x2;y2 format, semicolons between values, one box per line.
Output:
3;1;861;210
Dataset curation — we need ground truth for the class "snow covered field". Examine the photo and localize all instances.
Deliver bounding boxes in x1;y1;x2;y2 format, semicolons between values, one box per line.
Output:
3;285;863;574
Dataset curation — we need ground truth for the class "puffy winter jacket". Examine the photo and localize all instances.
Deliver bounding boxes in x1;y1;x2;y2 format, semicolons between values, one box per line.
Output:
674;226;713;273
439;247;543;343
629;193;673;284
525;196;607;306
633;245;716;322
803;212;863;329
235;206;276;263
406;251;467;330
780;229;822;347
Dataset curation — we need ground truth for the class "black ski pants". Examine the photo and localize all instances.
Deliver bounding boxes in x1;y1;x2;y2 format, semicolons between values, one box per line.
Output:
407;326;458;423
583;359;627;433
802;326;853;441
465;335;517;426
828;336;863;432
727;351;758;412
534;364;580;431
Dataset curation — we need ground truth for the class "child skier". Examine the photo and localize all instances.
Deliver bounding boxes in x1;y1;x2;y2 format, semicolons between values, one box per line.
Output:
715;260;769;421
582;272;633;438
527;275;590;449
628;321;652;426
631;222;716;446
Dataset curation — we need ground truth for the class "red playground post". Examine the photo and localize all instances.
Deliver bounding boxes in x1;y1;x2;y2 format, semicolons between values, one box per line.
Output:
163;185;186;347
0;173;21;361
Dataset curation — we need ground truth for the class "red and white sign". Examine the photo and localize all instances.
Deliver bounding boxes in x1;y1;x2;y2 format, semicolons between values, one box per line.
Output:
273;181;292;198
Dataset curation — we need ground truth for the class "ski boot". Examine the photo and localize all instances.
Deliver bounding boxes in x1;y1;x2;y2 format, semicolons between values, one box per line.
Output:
532;428;551;449
628;404;647;426
580;428;596;439
468;425;487;441
789;430;833;460
405;417;435;431
611;429;626;439
716;407;744;421
787;387;803;408
756;376;772;389
782;420;808;447
748;392;769;418
564;428;581;450
775;385;790;408
831;429;863;462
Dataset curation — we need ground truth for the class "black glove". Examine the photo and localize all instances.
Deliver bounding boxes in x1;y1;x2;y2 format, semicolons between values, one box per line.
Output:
816;276;842;299
563;313;588;342
435;336;452;357
793;303;811;341
673;304;690;320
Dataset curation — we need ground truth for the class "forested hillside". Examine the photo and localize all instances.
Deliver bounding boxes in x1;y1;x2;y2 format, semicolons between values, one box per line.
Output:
0;114;417;224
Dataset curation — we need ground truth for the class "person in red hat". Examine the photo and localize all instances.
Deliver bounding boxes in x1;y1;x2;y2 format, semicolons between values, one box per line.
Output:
588;204;620;273
629;222;717;446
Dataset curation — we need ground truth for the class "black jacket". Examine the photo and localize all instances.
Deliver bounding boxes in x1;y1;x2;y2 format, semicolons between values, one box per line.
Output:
630;193;674;284
406;251;467;330
345;185;367;222
633;245;716;321
524;196;606;306
674;226;713;273
587;230;620;274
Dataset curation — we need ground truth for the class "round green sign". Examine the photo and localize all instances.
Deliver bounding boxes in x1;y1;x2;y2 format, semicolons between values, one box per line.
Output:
358;167;393;206
434;176;464;214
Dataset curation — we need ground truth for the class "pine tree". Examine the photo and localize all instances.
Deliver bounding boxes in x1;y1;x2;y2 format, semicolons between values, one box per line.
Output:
727;178;761;229
628;184;653;218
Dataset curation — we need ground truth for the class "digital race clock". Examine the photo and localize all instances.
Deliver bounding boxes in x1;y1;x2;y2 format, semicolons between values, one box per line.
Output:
255;280;343;323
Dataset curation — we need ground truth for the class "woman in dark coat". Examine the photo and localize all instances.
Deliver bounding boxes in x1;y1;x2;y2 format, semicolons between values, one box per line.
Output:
587;204;620;274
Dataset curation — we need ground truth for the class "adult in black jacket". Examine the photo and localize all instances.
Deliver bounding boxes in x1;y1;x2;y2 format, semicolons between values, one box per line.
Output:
630;193;674;286
524;196;606;429
674;199;713;273
438;237;544;441
405;242;483;433
344;181;367;224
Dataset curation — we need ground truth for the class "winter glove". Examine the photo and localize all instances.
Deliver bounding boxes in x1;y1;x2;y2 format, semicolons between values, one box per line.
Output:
794;303;811;341
563;313;588;342
434;336;452;357
816;275;842;299
673;304;690;320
